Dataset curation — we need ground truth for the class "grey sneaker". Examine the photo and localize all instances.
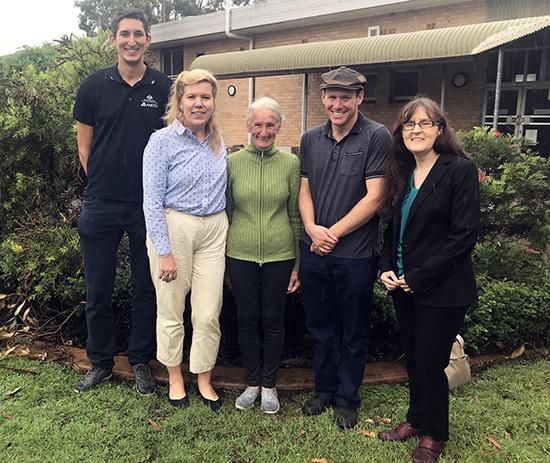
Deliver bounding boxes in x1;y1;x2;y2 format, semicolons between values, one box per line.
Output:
235;386;259;410
261;387;280;414
74;366;112;393
132;363;156;395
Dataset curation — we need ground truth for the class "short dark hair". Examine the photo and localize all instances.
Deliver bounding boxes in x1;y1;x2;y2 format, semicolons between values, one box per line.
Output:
111;7;150;36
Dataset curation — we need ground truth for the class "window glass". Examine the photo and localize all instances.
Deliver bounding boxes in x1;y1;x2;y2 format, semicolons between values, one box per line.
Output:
392;71;418;100
162;47;184;76
162;50;173;76
172;49;184;75
364;74;377;99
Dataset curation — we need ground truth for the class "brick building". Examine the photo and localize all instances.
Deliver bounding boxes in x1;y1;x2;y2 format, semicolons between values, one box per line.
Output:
149;0;550;155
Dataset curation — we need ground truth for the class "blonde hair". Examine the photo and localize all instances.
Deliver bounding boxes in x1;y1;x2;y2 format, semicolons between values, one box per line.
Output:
164;69;223;153
246;96;284;126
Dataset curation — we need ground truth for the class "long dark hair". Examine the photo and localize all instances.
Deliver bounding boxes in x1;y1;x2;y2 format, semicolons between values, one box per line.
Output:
379;97;468;219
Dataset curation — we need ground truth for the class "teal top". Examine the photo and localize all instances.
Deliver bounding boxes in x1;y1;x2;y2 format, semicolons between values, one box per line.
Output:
396;173;419;277
226;143;302;271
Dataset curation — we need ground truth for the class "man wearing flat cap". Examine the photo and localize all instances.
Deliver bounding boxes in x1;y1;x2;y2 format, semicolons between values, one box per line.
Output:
298;66;391;428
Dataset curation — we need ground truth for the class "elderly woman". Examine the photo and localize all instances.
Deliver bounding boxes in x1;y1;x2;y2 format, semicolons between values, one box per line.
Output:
143;69;227;411
226;97;301;414
378;97;480;463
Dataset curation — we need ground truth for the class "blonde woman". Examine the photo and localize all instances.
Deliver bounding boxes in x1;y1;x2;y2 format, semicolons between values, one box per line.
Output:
143;69;227;411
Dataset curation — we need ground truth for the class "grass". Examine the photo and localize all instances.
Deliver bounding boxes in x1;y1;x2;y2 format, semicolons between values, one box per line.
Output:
0;357;549;463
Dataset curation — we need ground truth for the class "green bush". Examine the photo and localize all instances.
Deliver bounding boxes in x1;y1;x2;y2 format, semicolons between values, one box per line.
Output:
472;238;546;284
464;274;550;353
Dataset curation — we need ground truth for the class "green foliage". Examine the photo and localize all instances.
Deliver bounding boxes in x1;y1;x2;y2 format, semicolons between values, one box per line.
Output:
0;35;115;328
370;282;400;360
460;126;528;176
0;44;59;72
0;223;84;311
464;274;550;353
457;127;550;353
472;238;546;284
461;127;550;249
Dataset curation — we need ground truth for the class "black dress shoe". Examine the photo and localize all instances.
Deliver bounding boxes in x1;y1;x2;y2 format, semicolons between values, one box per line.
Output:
334;406;358;429
169;395;189;408
199;392;222;412
301;395;332;416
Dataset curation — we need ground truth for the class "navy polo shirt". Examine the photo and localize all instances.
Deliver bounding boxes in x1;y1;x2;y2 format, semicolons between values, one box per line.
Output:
73;65;173;202
299;112;391;258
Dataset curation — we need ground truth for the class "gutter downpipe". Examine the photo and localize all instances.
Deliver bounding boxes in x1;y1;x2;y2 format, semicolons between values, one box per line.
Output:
302;73;308;136
225;4;254;142
493;48;504;130
440;64;446;112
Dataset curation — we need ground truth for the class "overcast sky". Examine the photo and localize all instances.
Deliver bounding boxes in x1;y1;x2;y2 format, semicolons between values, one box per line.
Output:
0;0;82;56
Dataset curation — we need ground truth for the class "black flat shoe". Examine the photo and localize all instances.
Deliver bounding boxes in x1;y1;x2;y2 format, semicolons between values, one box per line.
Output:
169;395;189;408
199;392;222;412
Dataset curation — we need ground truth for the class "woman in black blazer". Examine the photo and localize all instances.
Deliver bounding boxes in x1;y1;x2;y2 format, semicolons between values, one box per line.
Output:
378;97;480;463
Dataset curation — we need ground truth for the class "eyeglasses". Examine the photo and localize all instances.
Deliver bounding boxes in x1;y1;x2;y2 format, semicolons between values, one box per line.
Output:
402;120;438;131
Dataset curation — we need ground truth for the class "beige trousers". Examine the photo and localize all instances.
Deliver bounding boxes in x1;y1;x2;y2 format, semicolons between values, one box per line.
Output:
147;209;228;373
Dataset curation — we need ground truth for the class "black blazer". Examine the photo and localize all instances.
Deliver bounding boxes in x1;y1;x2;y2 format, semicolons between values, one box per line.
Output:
380;152;480;308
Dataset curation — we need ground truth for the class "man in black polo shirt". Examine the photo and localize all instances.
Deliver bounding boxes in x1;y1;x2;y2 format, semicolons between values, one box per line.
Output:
298;66;391;428
73;8;172;393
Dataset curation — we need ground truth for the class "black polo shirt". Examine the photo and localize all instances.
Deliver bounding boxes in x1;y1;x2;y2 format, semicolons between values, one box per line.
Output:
73;64;172;202
299;112;391;258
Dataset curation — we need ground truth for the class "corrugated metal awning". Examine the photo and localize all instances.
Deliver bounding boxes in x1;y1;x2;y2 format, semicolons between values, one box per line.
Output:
190;16;550;78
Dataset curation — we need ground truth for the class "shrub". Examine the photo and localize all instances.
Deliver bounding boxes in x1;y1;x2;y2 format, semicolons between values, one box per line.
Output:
464;274;550;353
461;127;550;249
472;238;546;285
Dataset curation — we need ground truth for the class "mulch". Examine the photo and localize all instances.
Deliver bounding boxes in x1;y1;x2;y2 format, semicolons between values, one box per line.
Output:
1;336;508;390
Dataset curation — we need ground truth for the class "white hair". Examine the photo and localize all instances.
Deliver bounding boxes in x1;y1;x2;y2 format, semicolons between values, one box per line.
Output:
246;96;284;126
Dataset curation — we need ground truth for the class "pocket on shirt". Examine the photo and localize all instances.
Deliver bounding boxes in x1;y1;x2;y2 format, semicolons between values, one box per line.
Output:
339;151;362;176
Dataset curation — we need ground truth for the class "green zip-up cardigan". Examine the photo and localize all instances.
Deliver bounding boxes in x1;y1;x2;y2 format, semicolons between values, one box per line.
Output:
226;143;302;271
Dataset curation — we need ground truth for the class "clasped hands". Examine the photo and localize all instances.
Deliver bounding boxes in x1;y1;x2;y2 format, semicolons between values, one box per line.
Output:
307;224;338;256
380;270;413;293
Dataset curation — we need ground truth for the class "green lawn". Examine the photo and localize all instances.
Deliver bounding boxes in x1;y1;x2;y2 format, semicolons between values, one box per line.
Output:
0;357;549;463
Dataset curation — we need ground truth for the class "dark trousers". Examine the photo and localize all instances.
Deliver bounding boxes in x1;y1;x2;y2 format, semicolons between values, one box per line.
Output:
299;241;378;408
227;257;294;388
77;198;156;369
393;291;467;442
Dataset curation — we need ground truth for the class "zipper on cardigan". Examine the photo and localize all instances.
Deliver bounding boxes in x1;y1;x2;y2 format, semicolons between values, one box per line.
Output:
259;149;265;266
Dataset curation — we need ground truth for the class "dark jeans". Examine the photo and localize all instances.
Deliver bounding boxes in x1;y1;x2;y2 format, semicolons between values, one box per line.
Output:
227;257;294;388
393;290;467;442
77;197;156;369
299;241;378;408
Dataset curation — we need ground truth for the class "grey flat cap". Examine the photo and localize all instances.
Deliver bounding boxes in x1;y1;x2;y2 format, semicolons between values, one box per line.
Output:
320;66;366;91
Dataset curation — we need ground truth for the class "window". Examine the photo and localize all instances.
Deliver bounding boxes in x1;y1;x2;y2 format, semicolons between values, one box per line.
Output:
368;26;380;37
363;74;377;100
391;71;418;101
485;49;550;83
162;47;184;76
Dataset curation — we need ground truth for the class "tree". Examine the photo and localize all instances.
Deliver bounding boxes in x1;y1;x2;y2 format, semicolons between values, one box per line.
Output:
74;0;254;36
0;44;59;72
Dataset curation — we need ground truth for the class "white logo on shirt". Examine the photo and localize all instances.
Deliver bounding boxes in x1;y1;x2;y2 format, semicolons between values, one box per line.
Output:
141;95;159;108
